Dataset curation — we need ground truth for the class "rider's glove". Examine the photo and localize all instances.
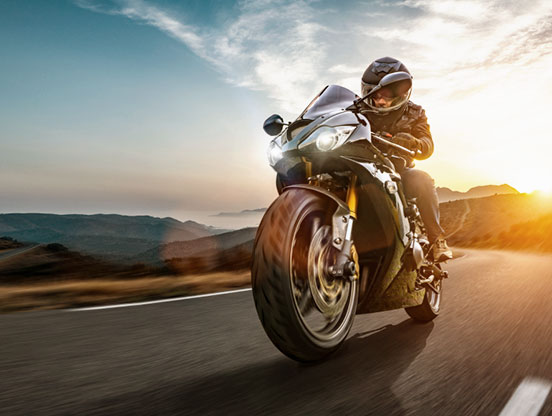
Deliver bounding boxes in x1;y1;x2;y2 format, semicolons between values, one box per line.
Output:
392;132;422;152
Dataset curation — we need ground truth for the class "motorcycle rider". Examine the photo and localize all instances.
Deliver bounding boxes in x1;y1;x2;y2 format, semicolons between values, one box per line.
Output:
360;56;453;261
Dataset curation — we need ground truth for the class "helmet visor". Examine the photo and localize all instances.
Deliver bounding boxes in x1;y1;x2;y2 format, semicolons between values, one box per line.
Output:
364;79;412;113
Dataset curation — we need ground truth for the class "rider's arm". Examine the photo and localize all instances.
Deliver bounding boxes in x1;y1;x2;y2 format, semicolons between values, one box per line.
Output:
411;108;434;160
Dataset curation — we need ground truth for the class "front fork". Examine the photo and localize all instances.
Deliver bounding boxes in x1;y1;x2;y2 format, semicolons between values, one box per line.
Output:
328;174;358;280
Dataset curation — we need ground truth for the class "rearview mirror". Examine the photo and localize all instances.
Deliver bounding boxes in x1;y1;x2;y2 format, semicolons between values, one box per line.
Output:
263;114;285;136
379;71;412;87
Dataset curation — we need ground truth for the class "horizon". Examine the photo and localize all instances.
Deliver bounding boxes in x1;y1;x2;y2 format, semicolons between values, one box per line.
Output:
0;183;535;229
1;0;551;219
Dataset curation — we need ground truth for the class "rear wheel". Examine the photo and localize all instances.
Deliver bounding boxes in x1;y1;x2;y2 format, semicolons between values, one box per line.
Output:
405;272;442;322
251;188;359;362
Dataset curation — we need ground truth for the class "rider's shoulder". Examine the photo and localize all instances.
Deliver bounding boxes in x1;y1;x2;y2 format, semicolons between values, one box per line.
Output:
405;101;426;118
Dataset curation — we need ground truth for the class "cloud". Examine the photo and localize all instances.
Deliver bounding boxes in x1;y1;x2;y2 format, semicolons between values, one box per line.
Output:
364;0;552;99
75;0;206;61
328;64;365;74
75;0;552;112
75;0;329;112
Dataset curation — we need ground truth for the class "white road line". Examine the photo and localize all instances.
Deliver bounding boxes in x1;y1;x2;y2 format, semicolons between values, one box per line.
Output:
69;288;252;311
499;377;551;416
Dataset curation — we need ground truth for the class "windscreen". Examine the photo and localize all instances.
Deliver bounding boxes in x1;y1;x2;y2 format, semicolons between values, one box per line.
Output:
300;85;357;120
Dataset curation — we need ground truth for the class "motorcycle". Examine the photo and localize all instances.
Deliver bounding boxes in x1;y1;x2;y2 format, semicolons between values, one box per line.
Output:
251;72;448;362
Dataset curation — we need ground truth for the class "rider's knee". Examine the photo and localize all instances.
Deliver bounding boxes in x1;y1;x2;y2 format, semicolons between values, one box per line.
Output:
404;169;435;191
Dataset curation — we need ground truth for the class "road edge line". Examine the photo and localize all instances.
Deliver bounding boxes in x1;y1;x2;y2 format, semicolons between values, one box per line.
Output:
499;377;551;416
68;288;252;311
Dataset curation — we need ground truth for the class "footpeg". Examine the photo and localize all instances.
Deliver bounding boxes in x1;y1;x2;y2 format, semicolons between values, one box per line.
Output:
417;274;434;285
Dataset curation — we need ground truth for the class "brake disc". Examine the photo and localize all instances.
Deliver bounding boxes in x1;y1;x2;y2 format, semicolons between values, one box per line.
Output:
307;225;349;319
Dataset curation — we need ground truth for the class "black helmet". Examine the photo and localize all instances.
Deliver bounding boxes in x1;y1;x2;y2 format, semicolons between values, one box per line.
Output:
361;57;412;114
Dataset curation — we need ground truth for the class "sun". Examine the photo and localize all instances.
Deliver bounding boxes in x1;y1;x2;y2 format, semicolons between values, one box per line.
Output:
535;189;552;199
530;184;552;195
509;172;552;195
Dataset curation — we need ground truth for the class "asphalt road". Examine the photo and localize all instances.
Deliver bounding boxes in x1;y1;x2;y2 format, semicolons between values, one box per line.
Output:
1;249;552;415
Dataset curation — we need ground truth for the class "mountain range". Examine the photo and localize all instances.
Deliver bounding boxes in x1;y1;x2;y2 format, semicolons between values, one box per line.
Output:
211;208;267;217
436;184;518;202
0;183;543;272
133;227;257;266
209;185;521;220
1;191;551;287
440;192;552;249
0;213;228;259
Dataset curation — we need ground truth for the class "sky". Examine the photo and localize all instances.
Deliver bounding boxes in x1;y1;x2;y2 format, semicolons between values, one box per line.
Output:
1;0;551;226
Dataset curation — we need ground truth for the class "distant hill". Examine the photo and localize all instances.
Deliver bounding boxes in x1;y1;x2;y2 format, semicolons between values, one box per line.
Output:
0;228;258;284
0;242;178;285
0;213;228;259
165;240;254;274
441;193;552;251
135;227;257;266
0;237;24;250
209;185;520;218
490;212;552;252
437;184;518;202
211;208;267;217
0;244;120;284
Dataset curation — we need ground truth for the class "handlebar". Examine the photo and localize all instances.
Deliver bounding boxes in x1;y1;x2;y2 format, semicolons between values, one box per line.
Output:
370;133;418;158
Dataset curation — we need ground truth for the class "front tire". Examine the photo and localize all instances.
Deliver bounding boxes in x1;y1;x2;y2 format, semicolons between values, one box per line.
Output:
251;188;358;362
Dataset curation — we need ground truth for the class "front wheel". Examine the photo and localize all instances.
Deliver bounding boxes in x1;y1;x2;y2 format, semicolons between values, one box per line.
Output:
251;188;359;362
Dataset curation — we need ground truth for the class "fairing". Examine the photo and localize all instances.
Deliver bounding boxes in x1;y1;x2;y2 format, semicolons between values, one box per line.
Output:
301;85;358;120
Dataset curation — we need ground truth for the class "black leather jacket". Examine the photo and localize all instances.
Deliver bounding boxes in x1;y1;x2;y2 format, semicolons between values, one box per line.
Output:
363;101;434;167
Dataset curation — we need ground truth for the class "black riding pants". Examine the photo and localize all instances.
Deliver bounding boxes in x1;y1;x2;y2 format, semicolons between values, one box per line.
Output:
400;168;445;241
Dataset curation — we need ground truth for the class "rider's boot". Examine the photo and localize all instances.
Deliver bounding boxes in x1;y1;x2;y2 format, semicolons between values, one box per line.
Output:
433;236;453;262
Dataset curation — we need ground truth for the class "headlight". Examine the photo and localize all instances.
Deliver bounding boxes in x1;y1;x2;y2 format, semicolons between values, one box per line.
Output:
267;140;283;166
298;126;355;152
316;131;338;151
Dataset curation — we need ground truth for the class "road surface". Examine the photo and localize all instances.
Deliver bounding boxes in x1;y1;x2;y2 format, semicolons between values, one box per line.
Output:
1;249;552;415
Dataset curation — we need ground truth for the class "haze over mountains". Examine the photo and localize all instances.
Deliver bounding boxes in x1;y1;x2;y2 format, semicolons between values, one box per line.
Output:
136;227;257;266
436;184;519;202
0;214;227;259
210;184;521;222
211;208;267;217
441;193;552;251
